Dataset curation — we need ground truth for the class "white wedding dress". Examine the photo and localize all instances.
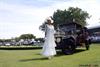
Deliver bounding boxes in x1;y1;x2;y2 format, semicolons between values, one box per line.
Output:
41;24;56;57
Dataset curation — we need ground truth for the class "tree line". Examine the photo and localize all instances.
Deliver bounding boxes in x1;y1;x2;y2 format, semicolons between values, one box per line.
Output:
0;34;44;42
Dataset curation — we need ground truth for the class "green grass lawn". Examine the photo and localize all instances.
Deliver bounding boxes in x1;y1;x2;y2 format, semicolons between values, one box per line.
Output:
0;44;100;67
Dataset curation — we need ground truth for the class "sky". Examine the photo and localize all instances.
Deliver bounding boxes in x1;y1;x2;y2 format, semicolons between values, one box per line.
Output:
0;0;100;39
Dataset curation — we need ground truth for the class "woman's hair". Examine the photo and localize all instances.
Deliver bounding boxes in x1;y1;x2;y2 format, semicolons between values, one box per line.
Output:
45;17;54;24
39;17;53;31
39;16;54;31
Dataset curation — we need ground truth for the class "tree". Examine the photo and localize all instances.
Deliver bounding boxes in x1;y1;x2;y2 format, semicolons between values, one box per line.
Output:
14;37;20;42
19;34;36;40
0;39;3;42
52;7;91;28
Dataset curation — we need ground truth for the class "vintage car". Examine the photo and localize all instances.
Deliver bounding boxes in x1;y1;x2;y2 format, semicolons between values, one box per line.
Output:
55;22;91;54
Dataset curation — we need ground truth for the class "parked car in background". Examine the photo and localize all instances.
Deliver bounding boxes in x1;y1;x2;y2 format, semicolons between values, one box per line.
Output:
91;36;100;43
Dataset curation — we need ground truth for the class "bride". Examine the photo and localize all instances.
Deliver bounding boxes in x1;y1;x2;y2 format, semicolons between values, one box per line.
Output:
39;17;56;59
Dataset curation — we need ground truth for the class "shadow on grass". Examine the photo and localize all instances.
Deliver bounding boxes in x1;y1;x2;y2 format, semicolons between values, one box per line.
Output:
19;57;48;62
74;49;86;53
56;49;86;57
56;50;65;56
19;49;86;62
